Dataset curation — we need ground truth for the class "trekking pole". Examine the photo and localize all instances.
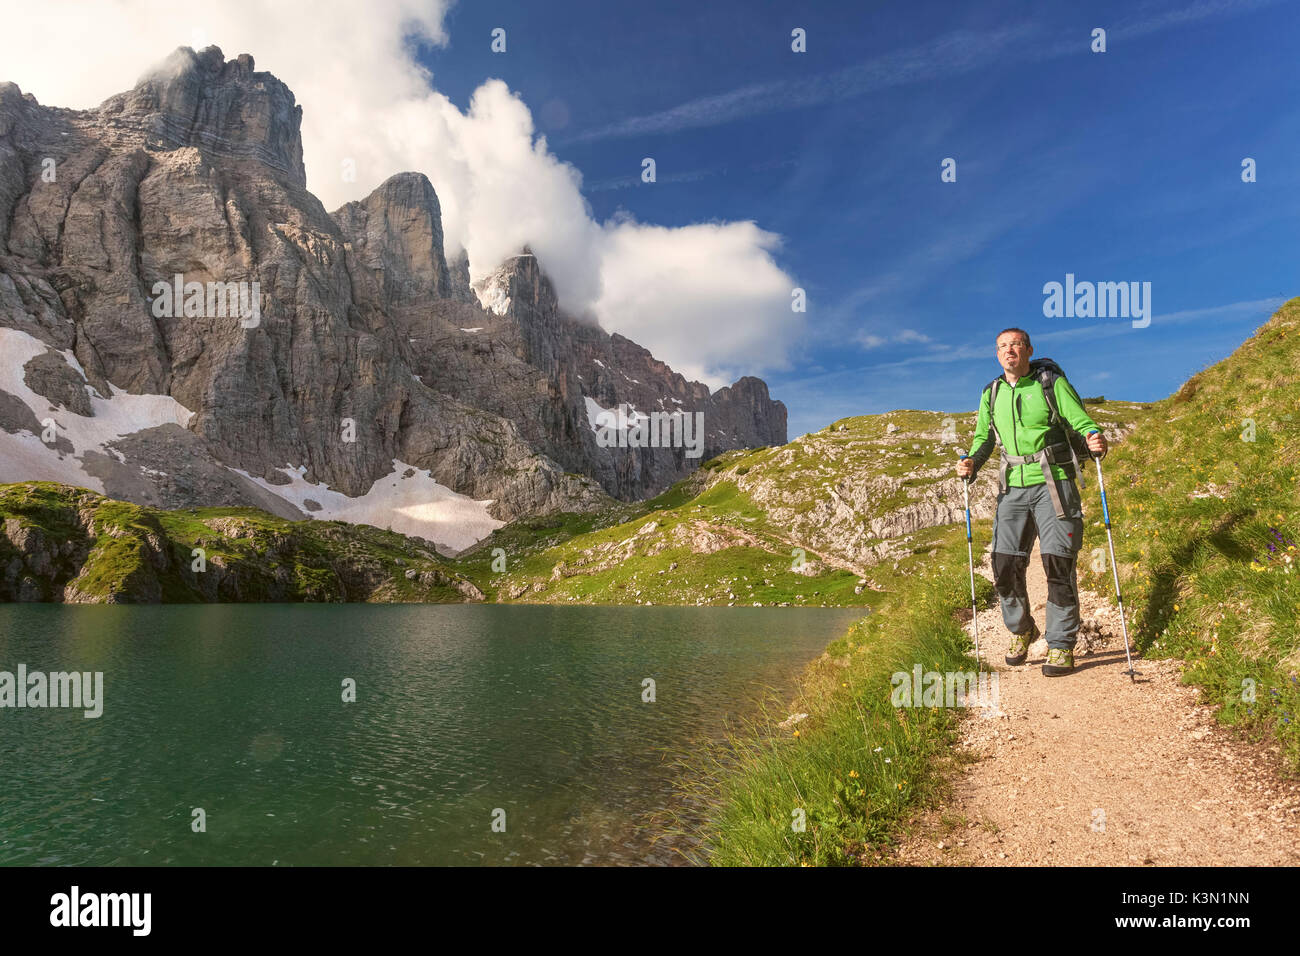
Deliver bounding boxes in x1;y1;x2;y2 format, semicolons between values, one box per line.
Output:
1087;431;1135;681
958;455;980;672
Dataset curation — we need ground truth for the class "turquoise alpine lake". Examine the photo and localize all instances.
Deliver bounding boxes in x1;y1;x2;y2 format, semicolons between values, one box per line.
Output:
0;604;862;866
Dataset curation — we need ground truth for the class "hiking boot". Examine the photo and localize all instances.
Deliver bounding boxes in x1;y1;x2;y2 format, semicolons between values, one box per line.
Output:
1042;647;1075;677
1005;620;1040;666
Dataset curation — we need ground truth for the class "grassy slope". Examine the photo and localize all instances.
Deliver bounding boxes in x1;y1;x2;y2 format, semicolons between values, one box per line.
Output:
0;482;477;603
456;461;829;603
457;471;865;608
1077;297;1300;766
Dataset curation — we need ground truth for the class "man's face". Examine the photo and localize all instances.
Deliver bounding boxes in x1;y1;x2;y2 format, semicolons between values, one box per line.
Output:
996;333;1032;375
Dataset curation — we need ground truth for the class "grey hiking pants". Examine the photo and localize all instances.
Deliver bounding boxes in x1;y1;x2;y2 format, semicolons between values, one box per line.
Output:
991;477;1084;650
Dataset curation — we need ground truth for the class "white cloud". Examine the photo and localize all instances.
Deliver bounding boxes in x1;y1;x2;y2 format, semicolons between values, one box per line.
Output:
594;217;802;387
0;0;799;387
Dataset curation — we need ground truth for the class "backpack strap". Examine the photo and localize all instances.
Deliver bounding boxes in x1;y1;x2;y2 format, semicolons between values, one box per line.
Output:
1032;363;1087;495
986;367;1083;518
985;377;1015;498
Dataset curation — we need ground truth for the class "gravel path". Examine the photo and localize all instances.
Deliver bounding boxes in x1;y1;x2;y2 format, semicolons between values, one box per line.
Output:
891;540;1300;866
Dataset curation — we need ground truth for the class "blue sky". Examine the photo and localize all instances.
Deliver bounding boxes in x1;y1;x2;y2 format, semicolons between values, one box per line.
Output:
419;0;1299;435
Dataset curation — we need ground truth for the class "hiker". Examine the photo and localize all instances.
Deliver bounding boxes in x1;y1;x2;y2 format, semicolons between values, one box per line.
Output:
955;328;1107;676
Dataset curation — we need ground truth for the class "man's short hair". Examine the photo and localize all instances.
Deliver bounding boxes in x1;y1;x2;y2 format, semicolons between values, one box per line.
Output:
995;327;1031;348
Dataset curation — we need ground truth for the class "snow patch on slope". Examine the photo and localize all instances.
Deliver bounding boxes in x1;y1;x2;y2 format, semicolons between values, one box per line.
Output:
232;460;505;553
583;395;649;432
0;327;195;491
474;281;511;316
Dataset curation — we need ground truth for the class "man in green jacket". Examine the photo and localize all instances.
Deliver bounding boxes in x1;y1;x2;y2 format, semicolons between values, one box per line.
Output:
955;328;1108;676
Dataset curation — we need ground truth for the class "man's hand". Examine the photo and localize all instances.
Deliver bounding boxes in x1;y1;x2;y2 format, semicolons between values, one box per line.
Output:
1086;430;1108;458
956;457;975;479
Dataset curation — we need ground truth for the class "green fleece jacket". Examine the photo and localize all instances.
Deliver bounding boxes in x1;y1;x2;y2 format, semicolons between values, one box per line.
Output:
966;367;1099;487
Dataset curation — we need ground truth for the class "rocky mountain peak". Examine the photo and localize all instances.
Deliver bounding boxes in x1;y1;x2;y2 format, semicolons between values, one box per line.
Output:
332;171;456;306
98;45;306;187
712;377;787;447
472;248;557;320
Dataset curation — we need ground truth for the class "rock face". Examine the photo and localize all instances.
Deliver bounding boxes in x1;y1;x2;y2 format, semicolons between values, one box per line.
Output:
449;250;785;499
0;46;786;551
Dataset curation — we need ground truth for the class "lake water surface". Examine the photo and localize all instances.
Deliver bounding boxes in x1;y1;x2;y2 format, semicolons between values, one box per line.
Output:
0;605;860;865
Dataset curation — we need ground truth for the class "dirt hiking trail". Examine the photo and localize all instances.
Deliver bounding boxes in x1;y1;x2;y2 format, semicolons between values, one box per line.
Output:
892;540;1300;866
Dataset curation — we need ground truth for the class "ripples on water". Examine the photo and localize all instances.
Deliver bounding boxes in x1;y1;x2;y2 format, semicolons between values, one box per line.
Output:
0;604;861;866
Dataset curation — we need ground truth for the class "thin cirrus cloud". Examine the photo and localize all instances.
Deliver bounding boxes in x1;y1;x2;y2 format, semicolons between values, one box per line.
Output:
855;329;933;350
563;25;1040;145
584;165;723;192
1114;0;1288;38
563;0;1285;147
0;0;801;390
